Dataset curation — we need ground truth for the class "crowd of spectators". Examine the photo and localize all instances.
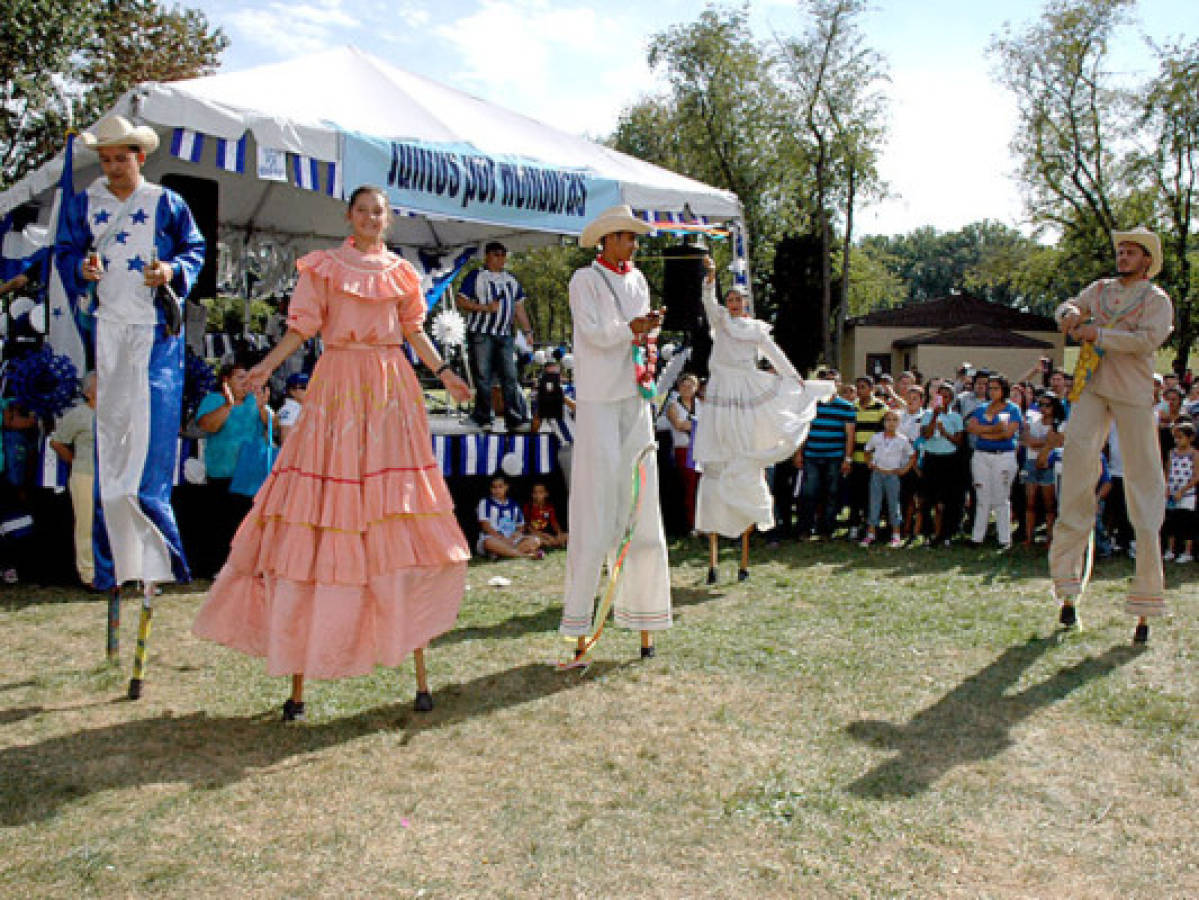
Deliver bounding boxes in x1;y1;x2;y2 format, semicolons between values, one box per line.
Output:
4;344;1196;587
657;359;1199;566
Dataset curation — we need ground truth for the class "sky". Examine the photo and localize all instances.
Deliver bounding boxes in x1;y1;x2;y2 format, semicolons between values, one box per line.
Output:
190;0;1194;237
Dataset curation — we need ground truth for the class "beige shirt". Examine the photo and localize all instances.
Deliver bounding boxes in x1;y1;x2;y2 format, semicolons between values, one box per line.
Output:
1054;278;1173;407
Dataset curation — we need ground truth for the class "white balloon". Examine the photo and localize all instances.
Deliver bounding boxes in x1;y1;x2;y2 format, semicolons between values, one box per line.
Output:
660;343;675;361
532;349;547;366
28;305;46;334
560;353;574;370
183;457;208;485
500;451;523;477
9;297;35;320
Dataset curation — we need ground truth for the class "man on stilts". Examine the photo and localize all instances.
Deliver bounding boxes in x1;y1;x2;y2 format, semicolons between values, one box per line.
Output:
56;115;205;697
560;205;671;662
1050;227;1173;643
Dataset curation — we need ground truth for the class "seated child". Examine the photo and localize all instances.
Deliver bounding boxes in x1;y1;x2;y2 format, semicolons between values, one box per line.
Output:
477;474;542;559
523;481;568;549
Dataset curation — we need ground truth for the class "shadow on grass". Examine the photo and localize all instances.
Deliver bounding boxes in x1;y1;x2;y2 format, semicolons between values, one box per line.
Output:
434;584;724;647
844;636;1144;799
434;605;561;646
0;660;628;826
0;582;205;612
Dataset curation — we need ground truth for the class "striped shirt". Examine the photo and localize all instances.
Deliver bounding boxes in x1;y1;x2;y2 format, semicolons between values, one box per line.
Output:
459;268;526;335
852;398;888;463
804;396;857;460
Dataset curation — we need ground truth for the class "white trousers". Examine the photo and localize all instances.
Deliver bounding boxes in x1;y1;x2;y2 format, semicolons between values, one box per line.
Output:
96;320;174;585
970;451;1018;544
561;397;671;636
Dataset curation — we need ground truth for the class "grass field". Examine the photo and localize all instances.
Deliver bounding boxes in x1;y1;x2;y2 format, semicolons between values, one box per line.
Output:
0;538;1194;898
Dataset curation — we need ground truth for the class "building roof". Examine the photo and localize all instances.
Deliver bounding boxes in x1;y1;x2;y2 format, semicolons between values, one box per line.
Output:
892;324;1054;350
849;293;1056;331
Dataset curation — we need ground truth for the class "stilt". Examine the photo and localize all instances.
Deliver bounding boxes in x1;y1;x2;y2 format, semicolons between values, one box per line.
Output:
106;586;121;662
128;589;153;700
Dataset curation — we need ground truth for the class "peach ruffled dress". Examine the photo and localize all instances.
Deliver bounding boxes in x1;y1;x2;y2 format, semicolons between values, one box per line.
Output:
192;238;469;679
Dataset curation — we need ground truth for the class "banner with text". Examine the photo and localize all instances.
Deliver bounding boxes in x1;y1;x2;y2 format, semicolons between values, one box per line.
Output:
342;133;623;234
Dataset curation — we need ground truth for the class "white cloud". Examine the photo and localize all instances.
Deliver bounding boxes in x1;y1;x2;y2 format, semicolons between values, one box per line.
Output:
226;5;339;58
858;66;1025;237
434;0;654;136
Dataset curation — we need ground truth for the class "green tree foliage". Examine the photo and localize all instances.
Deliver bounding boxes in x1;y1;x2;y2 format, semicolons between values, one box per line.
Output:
992;0;1199;368
1136;38;1199;369
778;0;888;364
0;0;227;189
857;221;1064;313
843;242;905;316
990;0;1131;244
610;6;805;302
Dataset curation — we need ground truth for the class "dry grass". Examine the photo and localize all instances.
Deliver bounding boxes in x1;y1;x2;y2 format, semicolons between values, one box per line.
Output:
0;540;1195;898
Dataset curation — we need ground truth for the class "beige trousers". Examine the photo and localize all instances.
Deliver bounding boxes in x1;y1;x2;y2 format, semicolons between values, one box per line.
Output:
1049;390;1165;617
69;469;96;584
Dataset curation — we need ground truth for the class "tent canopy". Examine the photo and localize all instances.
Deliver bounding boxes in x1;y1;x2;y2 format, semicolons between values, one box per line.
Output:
0;46;741;253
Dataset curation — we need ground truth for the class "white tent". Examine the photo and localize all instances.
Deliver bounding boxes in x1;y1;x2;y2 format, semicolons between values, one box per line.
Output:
0;46;743;254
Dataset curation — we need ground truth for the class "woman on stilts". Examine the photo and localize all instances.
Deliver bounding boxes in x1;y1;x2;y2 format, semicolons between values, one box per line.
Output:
193;186;472;719
693;256;831;583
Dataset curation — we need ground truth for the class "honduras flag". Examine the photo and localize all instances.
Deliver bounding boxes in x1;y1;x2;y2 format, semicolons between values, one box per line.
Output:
45;133;89;372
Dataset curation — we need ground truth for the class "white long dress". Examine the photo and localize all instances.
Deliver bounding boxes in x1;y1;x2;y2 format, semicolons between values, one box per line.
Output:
693;281;833;537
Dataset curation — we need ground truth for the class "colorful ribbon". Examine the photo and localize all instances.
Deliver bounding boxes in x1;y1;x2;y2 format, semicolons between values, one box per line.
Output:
560;443;655;667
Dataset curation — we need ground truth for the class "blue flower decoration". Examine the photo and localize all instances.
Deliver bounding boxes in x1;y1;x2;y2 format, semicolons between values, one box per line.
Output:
183;347;216;422
8;346;79;419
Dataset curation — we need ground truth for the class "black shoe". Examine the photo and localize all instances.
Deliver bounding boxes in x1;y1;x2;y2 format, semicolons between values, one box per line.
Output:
1058;603;1077;629
127;678;143;701
1132;623;1149;644
414;690;434;712
737;568;749;582
282;698;306;721
640;645;656;659
467;416;490;431
706;567;717;585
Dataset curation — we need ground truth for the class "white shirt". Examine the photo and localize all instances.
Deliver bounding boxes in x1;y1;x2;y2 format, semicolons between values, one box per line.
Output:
86;178;164;326
865;431;913;472
898;409;924;444
569;263;649;403
277;398;302;430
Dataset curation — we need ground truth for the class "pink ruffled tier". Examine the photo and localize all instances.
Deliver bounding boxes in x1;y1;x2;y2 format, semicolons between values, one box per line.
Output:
193;344;469;680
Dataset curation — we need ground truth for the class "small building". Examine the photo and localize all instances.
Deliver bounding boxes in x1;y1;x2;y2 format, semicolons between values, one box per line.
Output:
841;293;1064;380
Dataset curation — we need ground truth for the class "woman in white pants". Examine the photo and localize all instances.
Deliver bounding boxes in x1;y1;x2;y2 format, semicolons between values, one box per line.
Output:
964;375;1023;548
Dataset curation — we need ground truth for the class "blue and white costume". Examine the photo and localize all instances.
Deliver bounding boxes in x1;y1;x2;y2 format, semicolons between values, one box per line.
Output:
56;176;205;589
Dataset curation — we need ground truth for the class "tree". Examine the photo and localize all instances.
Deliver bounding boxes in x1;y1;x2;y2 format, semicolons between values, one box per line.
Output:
1137;38;1199;371
777;0;888;365
610;6;805;301
989;0;1131;246
0;0;91;185
0;0;227;189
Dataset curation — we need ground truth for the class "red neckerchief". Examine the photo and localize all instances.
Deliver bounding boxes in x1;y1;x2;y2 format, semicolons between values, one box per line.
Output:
595;255;633;275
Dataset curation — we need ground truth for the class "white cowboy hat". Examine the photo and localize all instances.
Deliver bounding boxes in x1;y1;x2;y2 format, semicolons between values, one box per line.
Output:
1111;226;1162;279
580;204;652;249
79;115;160;154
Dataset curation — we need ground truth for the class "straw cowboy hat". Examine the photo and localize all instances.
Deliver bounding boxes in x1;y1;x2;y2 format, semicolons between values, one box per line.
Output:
580;204;652;248
1112;226;1162;279
79;115;160;154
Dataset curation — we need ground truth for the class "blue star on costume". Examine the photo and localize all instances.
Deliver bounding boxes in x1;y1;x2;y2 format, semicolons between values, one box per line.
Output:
130;208;149;225
127;255;145;273
114;230;130;244
52;306;64;318
94;209;111;225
